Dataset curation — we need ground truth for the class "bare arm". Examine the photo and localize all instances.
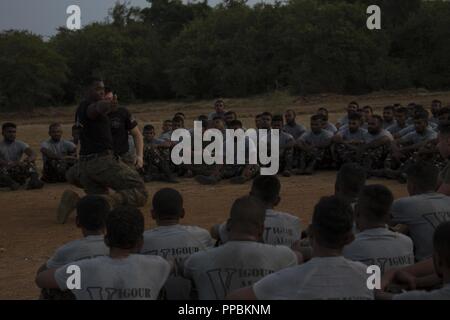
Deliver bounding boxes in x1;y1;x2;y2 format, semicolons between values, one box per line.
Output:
130;126;144;169
35;268;59;289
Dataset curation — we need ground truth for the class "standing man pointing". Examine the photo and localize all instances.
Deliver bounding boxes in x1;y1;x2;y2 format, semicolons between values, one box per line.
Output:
58;77;148;224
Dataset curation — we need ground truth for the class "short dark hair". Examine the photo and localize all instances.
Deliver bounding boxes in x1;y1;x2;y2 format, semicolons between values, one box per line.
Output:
213;115;225;121
198;115;208;121
2;122;16;131
311;114;323;122
384;105;394;112
311;196;354;249
433;221;450;267
224;111;236;117
335;163;366;198
152;188;183;218
357;185;394;222
255;113;263;119
414;110;429;121
348;101;359;108
395;107;408;115
348;113;362;122
172;116;184;123
174;112;185;119
250;175;280;205
432;99;442;106
229;120;243;128
76;195;110;231
363;105;373;112
228;196;266;234
406;161;439;192
49;123;62;131
261;112;272;118
163;119;172;124
272;114;284;123
285;109;296;116
105;206;144;250
143;124;154;132
318;107;328;114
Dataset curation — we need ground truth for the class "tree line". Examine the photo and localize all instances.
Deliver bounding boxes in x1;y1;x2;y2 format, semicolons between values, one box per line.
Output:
0;0;449;111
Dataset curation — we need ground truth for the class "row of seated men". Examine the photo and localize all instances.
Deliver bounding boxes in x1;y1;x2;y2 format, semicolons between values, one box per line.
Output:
0;99;447;189
35;162;450;300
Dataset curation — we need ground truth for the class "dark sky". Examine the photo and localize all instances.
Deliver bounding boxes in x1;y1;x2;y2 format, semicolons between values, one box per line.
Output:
0;0;263;38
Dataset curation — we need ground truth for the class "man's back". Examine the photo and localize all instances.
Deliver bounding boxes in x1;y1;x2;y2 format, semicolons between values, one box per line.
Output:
142;225;213;299
54;254;171;300
184;241;297;300
391;192;450;261
253;256;373;300
343;228;414;273
46;235;109;269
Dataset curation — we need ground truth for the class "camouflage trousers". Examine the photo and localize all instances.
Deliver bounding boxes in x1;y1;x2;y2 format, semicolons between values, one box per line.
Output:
294;147;334;170
332;143;361;167
142;147;175;181
0;162;38;186
279;148;294;172
66;153;148;208
42;159;77;183
360;144;391;170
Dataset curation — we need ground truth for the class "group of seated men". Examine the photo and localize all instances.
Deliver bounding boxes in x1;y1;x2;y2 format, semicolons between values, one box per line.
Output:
1;98;448;190
35;159;450;300
140;99;449;185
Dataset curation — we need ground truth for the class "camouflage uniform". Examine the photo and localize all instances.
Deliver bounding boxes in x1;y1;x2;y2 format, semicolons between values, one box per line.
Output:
142;144;176;182
360;143;391;170
332;143;360;167
294;147;333;170
42;159;77;183
0;162;39;186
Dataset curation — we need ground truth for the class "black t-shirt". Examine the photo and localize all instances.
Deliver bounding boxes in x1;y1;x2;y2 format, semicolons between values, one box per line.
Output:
108;107;138;155
76;100;114;155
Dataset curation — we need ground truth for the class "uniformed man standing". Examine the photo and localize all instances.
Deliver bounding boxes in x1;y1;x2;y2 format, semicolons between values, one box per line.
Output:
57;77;148;224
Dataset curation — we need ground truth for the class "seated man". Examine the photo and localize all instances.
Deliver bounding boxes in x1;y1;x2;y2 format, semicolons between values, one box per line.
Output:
40;123;77;183
317;108;337;134
377;221;450;300
391;161;450;261
382;105;396;129
283;109;306;139
208;99;227;120
224;111;237;128
36;206;171;300
386;111;438;179
294;115;333;175
0;122;43;190
212;175;302;247
336;101;358;129
141;124;176;183
272;114;295;177
227;196;373;300
159;120;173;141
141;188;213;300
387;107;409;136
359;115;393;172
184;196;299;300
332;113;367;166
343;185;414;274
37;195;110;300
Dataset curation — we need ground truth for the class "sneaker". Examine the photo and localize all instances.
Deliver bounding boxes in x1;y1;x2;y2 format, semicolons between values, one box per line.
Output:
195;175;219;185
57;190;80;224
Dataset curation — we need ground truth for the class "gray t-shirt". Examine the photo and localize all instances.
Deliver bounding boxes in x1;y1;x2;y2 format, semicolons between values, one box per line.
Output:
218;209;302;247
337;115;349;126
363;129;393;143
343;228;414;274
386;122;408;135
397;125;436;138
283;123;306;140
398;128;437;145
141;225;213;300
298;130;333;147
253;256;373;300
323;122;338;134
55;254;171;300
393;284;450;300
159;131;172;141
46;235;109;269
40;138;76;162
338;128;367;142
0;140;29;162
391;193;450;261
184;240;297;300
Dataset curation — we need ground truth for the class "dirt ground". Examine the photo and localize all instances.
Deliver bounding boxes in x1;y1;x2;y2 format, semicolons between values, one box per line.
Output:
1;90;449;299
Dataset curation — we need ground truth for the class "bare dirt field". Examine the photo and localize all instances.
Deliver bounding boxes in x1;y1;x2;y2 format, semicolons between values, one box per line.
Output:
1;90;449;299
